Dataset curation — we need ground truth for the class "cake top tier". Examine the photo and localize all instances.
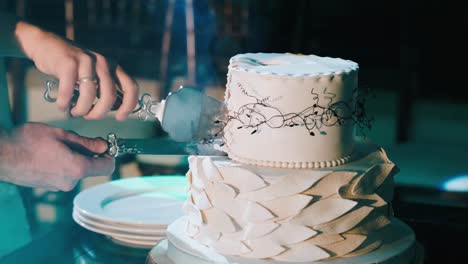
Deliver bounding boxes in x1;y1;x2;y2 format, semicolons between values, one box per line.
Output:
222;53;360;168
229;53;359;77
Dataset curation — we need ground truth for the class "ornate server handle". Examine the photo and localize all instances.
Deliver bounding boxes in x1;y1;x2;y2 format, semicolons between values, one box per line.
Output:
44;80;162;121
106;133;120;157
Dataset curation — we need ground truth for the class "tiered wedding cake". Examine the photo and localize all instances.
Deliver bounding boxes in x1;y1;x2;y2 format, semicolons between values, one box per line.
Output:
162;53;417;263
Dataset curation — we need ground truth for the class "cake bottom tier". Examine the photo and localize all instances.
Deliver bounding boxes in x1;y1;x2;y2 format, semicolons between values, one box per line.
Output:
184;141;403;261
150;217;419;264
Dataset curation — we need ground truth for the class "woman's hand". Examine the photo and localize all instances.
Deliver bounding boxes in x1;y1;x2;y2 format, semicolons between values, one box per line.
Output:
0;123;115;191
14;21;138;121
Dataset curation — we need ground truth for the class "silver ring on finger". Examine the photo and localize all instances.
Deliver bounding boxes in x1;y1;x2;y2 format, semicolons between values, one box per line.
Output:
77;76;99;89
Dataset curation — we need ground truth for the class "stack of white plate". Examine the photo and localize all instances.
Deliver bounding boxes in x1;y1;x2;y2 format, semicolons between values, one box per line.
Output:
73;176;187;249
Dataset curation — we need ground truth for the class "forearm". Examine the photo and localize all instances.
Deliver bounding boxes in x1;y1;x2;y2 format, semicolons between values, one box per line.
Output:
0;12;26;58
0;126;12;158
0;126;13;181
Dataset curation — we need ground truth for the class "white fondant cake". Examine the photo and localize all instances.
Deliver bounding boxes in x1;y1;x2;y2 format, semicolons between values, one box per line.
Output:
222;53;359;168
183;141;400;262
156;53;418;264
154;217;417;264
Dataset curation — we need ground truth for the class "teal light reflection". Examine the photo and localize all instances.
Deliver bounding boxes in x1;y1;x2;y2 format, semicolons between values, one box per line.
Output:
440;175;468;192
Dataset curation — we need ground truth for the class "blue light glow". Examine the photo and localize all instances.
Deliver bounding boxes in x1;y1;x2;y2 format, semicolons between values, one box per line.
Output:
440;175;468;192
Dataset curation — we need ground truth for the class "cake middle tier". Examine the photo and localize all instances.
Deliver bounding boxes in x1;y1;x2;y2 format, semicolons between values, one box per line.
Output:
183;142;398;262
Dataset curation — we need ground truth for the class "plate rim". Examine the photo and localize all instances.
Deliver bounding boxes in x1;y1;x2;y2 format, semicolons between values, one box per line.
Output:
74;209;168;235
73;211;165;241
73;175;187;226
74;206;170;228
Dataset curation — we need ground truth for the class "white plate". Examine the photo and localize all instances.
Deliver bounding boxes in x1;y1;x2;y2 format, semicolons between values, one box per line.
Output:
74;206;168;229
74;176;187;227
73;211;165;241
74;209;167;236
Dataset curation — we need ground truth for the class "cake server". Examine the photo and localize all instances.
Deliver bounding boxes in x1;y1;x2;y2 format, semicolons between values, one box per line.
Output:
104;133;225;157
105;133;188;156
44;81;227;156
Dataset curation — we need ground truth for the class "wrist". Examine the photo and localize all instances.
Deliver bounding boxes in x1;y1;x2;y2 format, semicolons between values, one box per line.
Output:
0;127;13;174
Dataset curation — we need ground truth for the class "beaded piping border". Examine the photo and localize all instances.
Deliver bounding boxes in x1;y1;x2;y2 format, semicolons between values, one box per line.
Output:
218;144;356;169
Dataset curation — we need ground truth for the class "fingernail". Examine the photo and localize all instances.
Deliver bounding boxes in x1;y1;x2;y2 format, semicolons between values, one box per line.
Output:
57;105;66;112
115;114;125;122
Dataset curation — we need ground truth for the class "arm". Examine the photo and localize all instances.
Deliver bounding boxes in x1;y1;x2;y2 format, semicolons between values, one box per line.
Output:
0;12;26;58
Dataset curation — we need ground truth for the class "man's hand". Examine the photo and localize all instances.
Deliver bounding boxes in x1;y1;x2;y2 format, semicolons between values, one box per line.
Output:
14;21;138;121
0;123;115;191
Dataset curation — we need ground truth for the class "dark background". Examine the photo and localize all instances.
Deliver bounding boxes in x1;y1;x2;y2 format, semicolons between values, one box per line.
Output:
2;0;468;101
1;1;467;263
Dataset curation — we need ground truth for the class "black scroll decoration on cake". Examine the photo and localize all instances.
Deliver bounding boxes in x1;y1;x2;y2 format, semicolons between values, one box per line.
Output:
204;84;374;146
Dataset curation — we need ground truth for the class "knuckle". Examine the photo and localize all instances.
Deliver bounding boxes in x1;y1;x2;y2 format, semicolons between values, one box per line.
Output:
56;101;67;110
56;100;70;111
95;54;109;69
81;137;93;148
79;53;94;66
54;127;67;138
70;163;87;179
60;182;75;192
95;53;107;64
72;107;87;116
63;59;78;72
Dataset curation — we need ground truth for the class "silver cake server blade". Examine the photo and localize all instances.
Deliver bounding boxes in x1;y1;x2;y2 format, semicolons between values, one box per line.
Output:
106;133;188;156
157;86;227;142
106;133;225;157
